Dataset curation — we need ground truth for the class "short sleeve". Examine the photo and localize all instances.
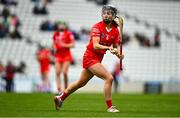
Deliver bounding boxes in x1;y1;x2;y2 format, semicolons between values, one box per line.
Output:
91;25;100;37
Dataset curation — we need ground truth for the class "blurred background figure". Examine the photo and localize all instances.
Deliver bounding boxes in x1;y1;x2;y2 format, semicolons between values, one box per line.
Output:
32;0;52;15
0;61;4;74
53;21;75;92
0;0;18;6
8;14;22;39
0;61;27;92
4;61;16;92
112;62;121;93
87;0;109;5
16;61;26;74
154;28;161;47
36;42;52;92
0;61;5;91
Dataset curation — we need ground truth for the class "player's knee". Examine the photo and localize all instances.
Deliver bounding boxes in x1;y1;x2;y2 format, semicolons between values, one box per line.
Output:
56;72;61;77
56;70;62;76
63;71;68;77
106;75;114;83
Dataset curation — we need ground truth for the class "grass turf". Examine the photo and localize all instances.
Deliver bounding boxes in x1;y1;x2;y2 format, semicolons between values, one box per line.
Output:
0;93;180;117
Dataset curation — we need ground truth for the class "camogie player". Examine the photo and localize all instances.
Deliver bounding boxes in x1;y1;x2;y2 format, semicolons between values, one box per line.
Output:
54;5;124;112
36;43;51;92
53;22;75;92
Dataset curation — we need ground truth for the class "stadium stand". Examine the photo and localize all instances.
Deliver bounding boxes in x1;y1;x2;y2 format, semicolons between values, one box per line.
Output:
0;0;180;93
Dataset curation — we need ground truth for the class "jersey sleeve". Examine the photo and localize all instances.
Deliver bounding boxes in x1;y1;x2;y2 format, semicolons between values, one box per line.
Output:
91;25;100;37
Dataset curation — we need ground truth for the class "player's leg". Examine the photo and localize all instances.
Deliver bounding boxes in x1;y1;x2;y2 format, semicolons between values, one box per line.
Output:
41;71;51;92
64;69;94;94
54;69;94;110
62;61;71;89
88;63;119;112
55;62;62;92
41;71;48;85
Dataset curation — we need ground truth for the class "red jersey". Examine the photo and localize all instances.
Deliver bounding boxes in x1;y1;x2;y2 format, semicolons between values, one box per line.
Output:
83;21;120;69
53;30;74;62
5;65;15;80
37;49;51;73
86;21;120;55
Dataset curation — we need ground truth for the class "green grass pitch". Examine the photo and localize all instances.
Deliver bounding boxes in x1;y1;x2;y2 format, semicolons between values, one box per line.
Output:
0;93;180;117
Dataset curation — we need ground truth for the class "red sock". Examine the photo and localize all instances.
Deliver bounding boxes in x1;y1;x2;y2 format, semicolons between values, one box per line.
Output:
106;99;112;108
60;92;69;101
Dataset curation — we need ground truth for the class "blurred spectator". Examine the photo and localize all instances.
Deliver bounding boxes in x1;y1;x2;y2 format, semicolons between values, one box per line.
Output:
0;6;22;39
32;0;49;15
0;61;27;92
122;33;130;45
135;32;151;47
0;0;18;6
0;61;4;74
96;0;109;5
2;6;10;20
87;0;109;5
33;5;48;15
36;43;52;92
40;20;54;31
0;22;8;38
4;61;16;92
154;28;161;47
112;62;121;93
0;61;5;91
8;14;22;39
16;61;26;73
79;27;90;42
69;29;79;41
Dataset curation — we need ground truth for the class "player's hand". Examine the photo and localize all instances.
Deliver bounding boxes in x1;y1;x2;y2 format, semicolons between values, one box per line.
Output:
118;53;124;60
115;49;124;60
114;16;123;27
109;48;118;55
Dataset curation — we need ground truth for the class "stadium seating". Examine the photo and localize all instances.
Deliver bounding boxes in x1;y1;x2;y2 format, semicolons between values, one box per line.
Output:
0;0;180;93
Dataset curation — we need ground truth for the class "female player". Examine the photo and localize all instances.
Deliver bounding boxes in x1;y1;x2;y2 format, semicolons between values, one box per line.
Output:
54;5;124;112
53;22;75;92
36;43;51;92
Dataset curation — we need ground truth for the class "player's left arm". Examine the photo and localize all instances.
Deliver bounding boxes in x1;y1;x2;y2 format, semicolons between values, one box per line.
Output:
113;16;124;59
114;16;124;31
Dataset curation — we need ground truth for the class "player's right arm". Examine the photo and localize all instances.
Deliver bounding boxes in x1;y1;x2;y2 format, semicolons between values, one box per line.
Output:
92;36;112;50
91;25;113;51
52;32;58;53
